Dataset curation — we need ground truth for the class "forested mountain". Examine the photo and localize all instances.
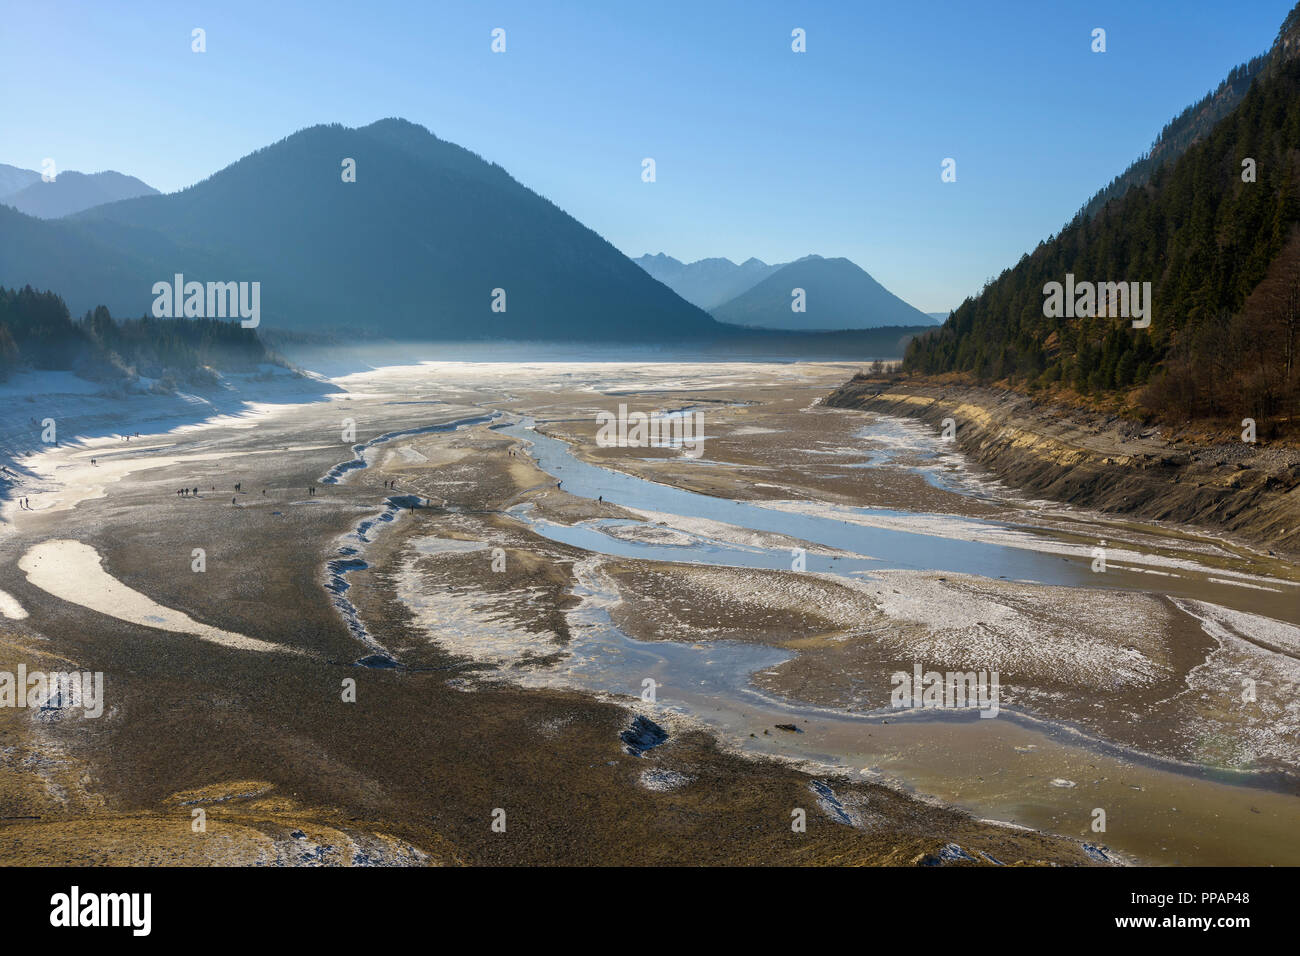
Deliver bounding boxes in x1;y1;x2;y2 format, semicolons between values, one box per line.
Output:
3;170;159;219
0;285;277;385
634;254;783;309
1073;59;1268;224
906;3;1300;431
712;255;933;330
0;120;723;341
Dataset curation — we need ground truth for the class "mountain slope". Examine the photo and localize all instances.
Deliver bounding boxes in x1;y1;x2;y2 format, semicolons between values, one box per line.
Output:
5;170;159;219
634;253;783;310
0;120;723;340
711;255;932;330
1077;4;1300;225
905;3;1300;431
0;163;41;200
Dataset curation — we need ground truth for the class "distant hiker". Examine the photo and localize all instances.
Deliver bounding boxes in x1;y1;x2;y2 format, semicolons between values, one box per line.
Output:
598;495;603;504
232;497;237;505
262;489;267;495
192;487;198;496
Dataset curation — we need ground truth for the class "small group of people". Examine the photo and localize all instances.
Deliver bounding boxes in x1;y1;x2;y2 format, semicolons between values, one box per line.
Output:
308;486;317;496
383;479;397;489
16;496;33;510
176;487;199;497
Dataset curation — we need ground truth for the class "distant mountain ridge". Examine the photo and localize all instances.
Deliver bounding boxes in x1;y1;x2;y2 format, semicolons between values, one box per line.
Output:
636;252;933;330
710;255;934;330
0;120;724;341
634;253;783;310
0;164;41;201
2;170;159;219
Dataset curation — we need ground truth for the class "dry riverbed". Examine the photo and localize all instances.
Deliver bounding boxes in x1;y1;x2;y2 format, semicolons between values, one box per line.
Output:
1;361;1295;865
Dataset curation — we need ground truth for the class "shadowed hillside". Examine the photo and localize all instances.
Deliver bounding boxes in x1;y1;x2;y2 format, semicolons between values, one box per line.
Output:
905;4;1300;436
0;120;724;342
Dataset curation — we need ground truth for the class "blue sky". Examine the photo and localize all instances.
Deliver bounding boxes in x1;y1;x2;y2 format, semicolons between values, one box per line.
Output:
2;0;1292;312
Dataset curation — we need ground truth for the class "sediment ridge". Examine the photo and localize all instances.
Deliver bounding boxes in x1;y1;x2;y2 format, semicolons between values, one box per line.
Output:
825;376;1300;557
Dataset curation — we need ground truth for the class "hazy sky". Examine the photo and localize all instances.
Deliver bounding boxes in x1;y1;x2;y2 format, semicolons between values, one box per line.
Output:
2;0;1292;312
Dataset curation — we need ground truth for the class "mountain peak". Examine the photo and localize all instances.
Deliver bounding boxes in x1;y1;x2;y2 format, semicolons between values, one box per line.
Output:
711;255;929;331
2;123;718;341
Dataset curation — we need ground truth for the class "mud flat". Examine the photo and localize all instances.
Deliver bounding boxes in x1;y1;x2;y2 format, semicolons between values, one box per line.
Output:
0;361;1109;867
2;359;1296;865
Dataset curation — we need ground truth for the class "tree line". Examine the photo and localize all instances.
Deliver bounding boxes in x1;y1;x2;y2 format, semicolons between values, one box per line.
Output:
0;285;278;385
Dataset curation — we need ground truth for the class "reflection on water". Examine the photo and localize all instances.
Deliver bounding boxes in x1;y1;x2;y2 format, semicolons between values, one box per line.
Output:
498;419;1097;587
